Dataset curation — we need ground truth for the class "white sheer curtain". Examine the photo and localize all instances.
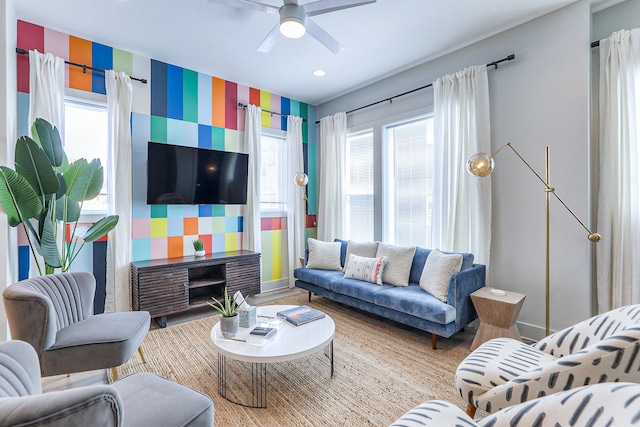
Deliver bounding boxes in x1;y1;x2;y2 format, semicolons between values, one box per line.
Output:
27;50;65;278
286;115;305;284
242;104;262;253
105;70;133;312
431;65;491;268
317;112;346;242
597;28;640;312
28;50;65;133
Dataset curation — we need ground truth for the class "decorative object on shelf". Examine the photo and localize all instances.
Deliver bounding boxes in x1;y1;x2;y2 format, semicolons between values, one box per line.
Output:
234;291;256;328
0;118;119;275
208;287;241;338
192;238;205;256
467;142;601;336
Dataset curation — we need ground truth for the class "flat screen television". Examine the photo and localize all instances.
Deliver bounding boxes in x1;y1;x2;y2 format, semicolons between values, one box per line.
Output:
146;142;249;205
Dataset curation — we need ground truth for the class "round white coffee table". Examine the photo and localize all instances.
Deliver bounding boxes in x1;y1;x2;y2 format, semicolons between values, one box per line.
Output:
210;304;335;408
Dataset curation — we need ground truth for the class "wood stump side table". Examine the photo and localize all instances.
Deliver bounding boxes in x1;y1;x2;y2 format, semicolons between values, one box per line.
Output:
470;287;526;351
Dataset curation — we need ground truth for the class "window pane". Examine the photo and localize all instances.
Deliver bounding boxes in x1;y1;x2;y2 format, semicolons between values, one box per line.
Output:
385;116;434;247
260;133;286;212
64;99;108;213
345;130;374;241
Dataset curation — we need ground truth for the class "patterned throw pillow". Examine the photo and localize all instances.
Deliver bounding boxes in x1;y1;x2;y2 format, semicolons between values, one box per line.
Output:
343;254;388;285
419;248;463;302
306;238;343;271
343;241;380;272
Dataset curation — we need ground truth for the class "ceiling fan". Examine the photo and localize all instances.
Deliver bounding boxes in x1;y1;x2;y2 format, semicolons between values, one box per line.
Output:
207;0;377;54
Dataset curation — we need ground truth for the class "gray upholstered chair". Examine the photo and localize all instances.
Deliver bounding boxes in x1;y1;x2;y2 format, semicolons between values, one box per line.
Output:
2;272;150;379
390;382;640;426
0;340;214;426
455;304;640;417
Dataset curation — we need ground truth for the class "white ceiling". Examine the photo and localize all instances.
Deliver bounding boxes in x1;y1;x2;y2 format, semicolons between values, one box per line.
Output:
13;0;613;105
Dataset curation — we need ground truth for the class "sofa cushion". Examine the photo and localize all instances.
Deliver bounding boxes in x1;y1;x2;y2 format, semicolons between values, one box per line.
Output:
294;268;343;291
409;247;474;284
332;278;394;304
374;284;457;325
419;249;463;302
343;254;388;285
376;243;416;287
306;238;342;271
343;241;380;271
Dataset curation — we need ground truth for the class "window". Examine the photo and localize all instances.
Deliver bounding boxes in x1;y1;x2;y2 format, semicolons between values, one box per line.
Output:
63;96;109;213
383;115;434;247
345;130;374;241
260;130;286;214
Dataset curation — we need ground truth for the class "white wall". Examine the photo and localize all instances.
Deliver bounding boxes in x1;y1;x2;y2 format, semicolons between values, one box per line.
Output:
318;0;593;340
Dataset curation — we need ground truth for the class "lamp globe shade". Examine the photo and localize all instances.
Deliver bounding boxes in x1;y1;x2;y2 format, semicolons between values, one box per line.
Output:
467;152;495;177
294;172;309;187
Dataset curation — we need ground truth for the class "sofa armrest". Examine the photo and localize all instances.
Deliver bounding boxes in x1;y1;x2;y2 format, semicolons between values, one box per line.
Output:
390;400;479;427
447;263;486;328
0;385;123;427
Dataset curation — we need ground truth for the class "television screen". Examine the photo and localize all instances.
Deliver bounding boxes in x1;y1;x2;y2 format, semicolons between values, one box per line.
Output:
147;142;249;205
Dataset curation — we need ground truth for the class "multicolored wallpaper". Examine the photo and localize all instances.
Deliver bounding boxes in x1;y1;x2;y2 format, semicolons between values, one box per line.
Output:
16;20;317;292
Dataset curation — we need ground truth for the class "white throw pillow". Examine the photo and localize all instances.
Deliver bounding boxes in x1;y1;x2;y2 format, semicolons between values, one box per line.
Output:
306;238;343;271
375;243;416;287
343;241;380;272
343;254;388;285
419;249;463;302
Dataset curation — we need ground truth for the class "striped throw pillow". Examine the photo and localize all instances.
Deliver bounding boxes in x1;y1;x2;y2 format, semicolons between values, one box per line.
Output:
343;254;388;285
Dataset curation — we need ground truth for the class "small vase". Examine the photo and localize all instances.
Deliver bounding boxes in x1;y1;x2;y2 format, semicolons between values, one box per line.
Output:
194;250;205;257
219;314;239;338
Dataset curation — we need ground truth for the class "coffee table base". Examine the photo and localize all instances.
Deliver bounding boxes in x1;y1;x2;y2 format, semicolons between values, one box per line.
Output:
217;340;334;408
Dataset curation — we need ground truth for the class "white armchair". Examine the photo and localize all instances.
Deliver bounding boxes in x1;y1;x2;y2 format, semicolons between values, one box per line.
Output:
390;382;640;426
455;304;640;417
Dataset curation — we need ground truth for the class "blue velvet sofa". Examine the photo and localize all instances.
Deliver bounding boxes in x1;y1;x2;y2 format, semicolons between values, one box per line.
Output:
293;239;486;349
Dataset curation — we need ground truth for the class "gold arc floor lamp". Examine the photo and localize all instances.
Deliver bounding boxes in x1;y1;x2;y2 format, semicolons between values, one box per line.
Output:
467;143;600;336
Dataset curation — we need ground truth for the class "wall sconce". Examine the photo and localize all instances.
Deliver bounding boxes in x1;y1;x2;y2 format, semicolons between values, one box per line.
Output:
294;172;316;227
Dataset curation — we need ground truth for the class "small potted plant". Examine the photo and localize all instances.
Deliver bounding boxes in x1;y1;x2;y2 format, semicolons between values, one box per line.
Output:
209;287;240;338
193;238;205;257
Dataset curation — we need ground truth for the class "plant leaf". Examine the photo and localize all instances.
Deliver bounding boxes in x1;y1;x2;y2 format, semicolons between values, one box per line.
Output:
14;136;59;197
64;158;104;202
31;118;66;168
0;166;43;227
38;209;62;268
82;215;119;242
55;195;81;222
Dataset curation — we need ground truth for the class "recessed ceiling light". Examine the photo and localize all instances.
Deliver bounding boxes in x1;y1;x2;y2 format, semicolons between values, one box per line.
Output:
313;70;326;77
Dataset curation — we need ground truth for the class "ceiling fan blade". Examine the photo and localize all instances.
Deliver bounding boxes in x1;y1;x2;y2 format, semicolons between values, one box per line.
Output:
257;23;283;53
304;0;376;17
206;0;279;15
305;19;343;54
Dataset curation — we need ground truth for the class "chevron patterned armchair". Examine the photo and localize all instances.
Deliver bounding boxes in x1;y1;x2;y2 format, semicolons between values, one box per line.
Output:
390;382;640;426
455;304;640;417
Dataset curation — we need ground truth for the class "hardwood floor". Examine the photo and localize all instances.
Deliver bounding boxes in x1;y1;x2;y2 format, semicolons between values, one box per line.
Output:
42;287;302;392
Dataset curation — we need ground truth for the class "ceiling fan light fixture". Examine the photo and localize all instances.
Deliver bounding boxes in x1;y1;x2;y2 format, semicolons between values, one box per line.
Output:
279;4;306;39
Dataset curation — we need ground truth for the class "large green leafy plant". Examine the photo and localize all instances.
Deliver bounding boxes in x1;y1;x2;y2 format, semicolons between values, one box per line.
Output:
0;118;119;275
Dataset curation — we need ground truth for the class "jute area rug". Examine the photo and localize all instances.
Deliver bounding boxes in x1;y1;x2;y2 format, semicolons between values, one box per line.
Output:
109;292;474;426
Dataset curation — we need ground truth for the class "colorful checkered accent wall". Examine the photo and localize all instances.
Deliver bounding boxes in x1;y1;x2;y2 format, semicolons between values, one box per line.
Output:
16;20;317;287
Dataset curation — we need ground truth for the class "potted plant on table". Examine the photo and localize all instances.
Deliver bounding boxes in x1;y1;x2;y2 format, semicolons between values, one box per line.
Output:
192;238;205;256
209;287;241;338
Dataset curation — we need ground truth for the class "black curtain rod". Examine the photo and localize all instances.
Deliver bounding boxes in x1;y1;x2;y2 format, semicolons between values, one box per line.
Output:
16;47;148;84
315;53;516;124
237;102;307;122
592;40;600;48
